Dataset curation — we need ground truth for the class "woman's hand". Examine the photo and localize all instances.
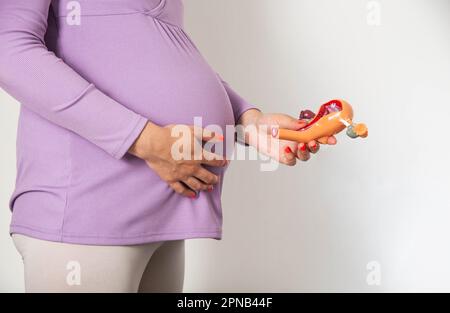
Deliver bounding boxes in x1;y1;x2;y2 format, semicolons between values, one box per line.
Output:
238;109;337;166
129;122;227;198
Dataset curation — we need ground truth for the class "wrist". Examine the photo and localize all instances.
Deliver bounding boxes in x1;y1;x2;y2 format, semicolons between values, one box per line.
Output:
236;109;263;146
128;121;163;160
237;109;263;128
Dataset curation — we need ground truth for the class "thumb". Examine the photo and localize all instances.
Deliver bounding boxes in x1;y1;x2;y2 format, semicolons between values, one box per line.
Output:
275;114;308;131
192;126;224;142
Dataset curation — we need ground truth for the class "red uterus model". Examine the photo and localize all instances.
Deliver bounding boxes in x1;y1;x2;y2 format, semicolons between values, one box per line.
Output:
274;99;368;143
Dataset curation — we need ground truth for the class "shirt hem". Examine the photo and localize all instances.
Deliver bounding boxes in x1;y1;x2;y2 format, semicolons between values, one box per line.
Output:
10;224;222;246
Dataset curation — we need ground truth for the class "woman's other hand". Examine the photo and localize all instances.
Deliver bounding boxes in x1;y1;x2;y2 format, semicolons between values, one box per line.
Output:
129;122;226;198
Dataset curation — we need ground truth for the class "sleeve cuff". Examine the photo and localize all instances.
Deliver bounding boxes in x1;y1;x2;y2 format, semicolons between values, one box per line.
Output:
234;106;261;125
111;115;148;159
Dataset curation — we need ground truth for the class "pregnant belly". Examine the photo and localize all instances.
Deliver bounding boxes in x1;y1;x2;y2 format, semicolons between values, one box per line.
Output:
56;13;236;129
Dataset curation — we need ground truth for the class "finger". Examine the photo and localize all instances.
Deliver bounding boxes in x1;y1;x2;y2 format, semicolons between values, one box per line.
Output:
307;141;320;154
201;150;229;167
194;167;220;185
271;119;308;139
297;143;310;162
281;146;297;166
183;176;209;193
279;114;309;131
296;119;309;130
327;136;337;145
169;182;196;198
192;126;224;142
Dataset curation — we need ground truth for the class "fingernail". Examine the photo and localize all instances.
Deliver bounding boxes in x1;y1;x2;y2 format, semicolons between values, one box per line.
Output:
311;143;317;151
285;146;293;154
271;127;278;137
299;143;307;152
296;120;307;130
216;134;224;141
190;192;197;199
207;186;213;192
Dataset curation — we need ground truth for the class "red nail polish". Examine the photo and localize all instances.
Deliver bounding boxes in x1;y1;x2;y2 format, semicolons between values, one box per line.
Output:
207;186;213;192
300;144;307;152
311;143;317;150
190;193;197;199
284;146;293;154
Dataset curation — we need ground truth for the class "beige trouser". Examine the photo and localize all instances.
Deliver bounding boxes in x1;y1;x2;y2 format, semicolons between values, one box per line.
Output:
12;234;185;293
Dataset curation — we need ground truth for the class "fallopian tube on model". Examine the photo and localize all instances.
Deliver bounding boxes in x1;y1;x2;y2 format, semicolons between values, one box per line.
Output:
272;99;368;143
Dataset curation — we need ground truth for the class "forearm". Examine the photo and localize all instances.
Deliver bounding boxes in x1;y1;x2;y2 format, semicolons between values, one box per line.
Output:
128;121;165;160
0;0;147;159
237;108;263;127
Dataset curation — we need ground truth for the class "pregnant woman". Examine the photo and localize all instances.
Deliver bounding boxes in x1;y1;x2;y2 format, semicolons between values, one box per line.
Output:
0;0;335;292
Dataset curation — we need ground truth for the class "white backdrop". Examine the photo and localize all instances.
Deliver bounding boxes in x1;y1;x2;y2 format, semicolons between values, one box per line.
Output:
1;0;449;292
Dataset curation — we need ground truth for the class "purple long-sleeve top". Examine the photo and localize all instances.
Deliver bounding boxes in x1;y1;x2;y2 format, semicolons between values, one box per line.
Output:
0;0;257;245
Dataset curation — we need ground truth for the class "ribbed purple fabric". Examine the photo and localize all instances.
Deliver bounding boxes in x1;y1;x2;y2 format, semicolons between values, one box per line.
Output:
0;0;257;245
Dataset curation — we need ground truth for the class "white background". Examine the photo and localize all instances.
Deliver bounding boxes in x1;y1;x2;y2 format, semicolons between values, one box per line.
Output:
1;0;449;292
